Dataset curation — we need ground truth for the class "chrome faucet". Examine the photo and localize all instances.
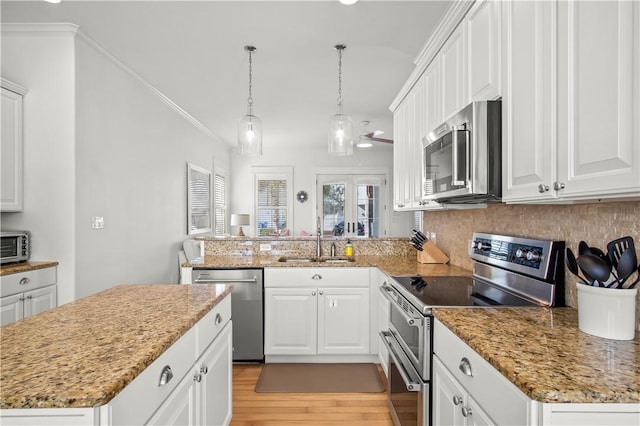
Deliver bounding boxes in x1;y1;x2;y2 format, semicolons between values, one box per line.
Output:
316;220;322;258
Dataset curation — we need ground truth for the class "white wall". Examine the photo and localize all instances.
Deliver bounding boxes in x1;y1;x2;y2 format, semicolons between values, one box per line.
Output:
1;25;77;304
229;144;414;237
2;25;231;301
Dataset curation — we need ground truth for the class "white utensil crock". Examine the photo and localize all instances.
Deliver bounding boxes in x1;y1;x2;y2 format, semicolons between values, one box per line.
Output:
577;283;637;340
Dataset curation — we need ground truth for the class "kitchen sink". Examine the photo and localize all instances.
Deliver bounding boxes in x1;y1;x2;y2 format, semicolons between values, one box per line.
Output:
276;256;355;263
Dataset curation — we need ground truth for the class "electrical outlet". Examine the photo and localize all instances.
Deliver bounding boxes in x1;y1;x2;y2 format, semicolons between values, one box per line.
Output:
259;243;272;251
92;217;104;229
430;232;437;244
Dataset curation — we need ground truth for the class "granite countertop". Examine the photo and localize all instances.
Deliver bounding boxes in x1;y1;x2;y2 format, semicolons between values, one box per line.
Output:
0;261;59;276
433;307;640;404
0;284;232;409
186;254;473;278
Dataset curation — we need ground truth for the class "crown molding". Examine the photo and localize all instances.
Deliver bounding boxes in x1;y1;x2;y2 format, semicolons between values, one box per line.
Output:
389;0;474;112
1;22;79;35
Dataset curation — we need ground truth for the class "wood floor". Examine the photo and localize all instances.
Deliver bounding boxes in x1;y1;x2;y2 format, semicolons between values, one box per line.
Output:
230;364;394;426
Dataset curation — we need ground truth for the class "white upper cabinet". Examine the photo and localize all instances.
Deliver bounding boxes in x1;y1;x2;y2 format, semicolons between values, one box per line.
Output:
441;24;468;120
555;0;640;200
466;0;502;102
501;0;557;201
1;81;27;212
503;0;640;202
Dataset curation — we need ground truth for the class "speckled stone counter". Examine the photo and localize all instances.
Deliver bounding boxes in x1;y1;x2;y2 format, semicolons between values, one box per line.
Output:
186;254;472;278
0;284;232;409
0;261;58;276
433;307;640;404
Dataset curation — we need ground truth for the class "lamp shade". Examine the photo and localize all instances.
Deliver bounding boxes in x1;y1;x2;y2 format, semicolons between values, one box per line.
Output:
328;113;353;156
238;114;263;156
230;214;251;226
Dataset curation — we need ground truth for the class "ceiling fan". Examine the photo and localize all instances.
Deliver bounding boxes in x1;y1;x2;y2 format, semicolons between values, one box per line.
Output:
356;121;393;148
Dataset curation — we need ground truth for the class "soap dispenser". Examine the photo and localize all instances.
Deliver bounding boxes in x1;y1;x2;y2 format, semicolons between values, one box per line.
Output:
344;239;353;257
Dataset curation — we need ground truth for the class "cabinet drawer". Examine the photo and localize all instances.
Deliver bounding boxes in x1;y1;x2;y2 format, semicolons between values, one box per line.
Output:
196;295;231;354
108;326;196;426
265;267;369;288
0;267;56;297
434;319;529;425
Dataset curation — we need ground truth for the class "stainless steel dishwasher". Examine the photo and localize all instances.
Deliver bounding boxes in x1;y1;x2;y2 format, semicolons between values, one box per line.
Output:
192;268;264;362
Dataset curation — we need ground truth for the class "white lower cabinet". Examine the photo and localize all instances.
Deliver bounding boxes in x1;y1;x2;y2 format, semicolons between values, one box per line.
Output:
0;267;57;326
264;267;371;357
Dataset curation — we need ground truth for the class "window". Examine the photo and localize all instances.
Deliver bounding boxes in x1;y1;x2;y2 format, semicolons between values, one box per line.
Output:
253;167;293;236
317;174;386;237
187;163;212;235
213;172;227;236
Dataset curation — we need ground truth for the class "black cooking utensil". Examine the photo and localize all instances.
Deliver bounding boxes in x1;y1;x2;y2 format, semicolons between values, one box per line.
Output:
616;248;638;285
607;236;635;270
576;254;612;286
566;248;592;286
578;240;590;256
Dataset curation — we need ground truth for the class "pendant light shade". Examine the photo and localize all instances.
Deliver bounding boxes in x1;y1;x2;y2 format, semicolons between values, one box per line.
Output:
238;45;262;156
328;44;353;156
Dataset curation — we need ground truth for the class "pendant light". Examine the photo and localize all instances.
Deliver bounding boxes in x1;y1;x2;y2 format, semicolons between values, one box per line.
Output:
328;44;353;156
238;45;262;156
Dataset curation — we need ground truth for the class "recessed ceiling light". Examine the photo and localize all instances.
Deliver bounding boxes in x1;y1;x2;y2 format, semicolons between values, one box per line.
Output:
339;0;358;5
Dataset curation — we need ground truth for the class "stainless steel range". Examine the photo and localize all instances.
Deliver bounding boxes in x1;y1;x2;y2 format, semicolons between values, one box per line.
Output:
379;232;565;426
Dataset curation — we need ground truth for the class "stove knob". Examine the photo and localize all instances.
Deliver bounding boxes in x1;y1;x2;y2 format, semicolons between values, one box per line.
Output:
526;251;541;262
471;241;478;249
476;242;485;250
515;249;526;259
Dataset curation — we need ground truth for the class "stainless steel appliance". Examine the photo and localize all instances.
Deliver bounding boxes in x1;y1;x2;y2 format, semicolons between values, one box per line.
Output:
422;101;501;204
380;233;565;426
193;268;264;362
1;231;30;264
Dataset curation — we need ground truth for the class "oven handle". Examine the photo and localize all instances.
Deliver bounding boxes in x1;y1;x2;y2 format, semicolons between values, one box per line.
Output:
380;331;422;392
379;284;424;328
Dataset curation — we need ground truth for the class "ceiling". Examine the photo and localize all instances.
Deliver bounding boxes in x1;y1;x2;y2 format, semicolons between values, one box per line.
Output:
2;0;451;151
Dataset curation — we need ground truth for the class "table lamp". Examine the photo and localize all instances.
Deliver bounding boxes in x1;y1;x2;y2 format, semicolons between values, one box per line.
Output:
230;214;250;237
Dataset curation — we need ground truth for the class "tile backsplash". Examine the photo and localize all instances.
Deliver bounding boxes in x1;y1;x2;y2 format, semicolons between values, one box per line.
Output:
423;201;640;329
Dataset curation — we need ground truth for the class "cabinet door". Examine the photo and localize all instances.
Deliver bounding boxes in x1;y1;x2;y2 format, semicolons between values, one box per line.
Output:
23;285;57;319
466;0;501;101
0;293;24;326
501;0;557;201
146;370;197;426
411;75;426;207
433;357;467;426
441;25;467;120
466;395;495;426
556;0;640;199
1;85;24;212
197;322;232;426
393;99;412;210
317;287;370;354
264;287;317;355
424;56;443;134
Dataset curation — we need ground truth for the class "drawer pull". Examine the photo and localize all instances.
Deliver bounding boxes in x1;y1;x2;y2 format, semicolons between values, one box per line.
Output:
19;277;30;285
159;366;174;386
194;373;202;383
312;274;322;280
459;357;473;377
461;406;472;417
215;313;222;325
452;395;463;406
200;366;208;375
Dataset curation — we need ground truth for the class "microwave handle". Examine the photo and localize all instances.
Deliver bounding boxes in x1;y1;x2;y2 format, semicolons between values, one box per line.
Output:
452;130;470;186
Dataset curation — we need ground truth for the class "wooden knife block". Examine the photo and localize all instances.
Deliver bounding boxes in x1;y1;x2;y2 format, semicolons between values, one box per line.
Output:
417;240;450;264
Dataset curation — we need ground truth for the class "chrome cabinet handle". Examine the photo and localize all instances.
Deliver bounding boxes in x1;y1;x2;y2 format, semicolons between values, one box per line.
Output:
553;181;565;191
459;357;473;377
159;366;174;386
538;184;550;193
19;277;30;285
215;313;222;325
194;373;202;383
319;290;324;295
200;366;208;375
26;295;32;300
312;274;322;280
461;406;472;417
311;291;317;296
453;395;463;406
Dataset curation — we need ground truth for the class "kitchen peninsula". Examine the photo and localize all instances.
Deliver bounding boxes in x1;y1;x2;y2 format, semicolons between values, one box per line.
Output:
0;284;233;425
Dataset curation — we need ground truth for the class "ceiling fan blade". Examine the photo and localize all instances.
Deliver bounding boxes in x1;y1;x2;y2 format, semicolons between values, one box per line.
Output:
365;130;385;138
370;137;393;144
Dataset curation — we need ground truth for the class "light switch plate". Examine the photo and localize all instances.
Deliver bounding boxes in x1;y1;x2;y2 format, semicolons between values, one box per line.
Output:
259;244;272;251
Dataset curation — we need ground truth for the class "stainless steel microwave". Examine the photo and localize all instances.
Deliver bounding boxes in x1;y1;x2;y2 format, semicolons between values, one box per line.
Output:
422;100;501;203
1;230;30;264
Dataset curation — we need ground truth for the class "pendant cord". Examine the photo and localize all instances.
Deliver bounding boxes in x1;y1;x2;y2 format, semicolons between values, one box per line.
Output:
337;47;343;107
247;49;254;107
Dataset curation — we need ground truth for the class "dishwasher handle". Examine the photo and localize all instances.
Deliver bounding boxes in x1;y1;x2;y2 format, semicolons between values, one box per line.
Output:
194;277;258;284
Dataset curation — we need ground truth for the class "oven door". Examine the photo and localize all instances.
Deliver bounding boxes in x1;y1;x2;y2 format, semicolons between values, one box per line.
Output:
422;127;471;201
380;331;429;426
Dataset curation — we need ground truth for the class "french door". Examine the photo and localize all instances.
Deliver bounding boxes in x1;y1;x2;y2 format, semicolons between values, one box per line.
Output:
317;174;385;238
